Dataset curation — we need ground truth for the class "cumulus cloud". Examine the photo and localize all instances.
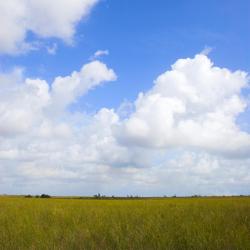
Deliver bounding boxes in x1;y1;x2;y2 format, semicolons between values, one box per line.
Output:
0;0;99;54
0;60;116;136
50;60;116;113
0;54;250;195
118;54;250;156
0;59;123;194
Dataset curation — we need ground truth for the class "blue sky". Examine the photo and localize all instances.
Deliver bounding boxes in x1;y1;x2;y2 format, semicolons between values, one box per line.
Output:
0;0;249;196
2;0;250;110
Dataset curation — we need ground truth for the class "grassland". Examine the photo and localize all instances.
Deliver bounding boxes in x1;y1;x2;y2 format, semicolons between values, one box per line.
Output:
0;196;249;250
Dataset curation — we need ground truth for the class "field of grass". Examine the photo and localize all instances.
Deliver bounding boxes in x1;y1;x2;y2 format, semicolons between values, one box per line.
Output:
0;196;249;250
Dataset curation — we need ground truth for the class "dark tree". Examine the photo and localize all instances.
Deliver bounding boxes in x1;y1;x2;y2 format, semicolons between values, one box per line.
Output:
40;194;51;198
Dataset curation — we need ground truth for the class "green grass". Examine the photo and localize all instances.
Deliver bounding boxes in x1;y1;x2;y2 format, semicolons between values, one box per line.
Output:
0;197;249;249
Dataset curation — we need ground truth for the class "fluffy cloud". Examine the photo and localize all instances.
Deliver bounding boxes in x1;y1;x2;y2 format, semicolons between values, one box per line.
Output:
0;60;116;136
0;54;250;195
118;54;250;156
0;0;98;54
50;61;116;113
0;60;122;194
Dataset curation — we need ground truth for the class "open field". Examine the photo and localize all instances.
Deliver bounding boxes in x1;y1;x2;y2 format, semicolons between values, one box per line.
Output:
0;196;249;250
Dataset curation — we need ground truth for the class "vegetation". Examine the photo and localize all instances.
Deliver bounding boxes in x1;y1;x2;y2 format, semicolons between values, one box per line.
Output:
25;194;51;198
40;194;51;198
0;196;249;249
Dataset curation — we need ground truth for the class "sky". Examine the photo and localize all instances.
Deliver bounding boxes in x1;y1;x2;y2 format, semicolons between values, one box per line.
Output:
0;0;249;196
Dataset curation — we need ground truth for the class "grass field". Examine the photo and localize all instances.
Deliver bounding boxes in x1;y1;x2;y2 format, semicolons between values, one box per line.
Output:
0;196;249;250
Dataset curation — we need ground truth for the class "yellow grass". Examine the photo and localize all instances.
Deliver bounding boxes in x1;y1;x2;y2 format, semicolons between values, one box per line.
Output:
0;196;249;249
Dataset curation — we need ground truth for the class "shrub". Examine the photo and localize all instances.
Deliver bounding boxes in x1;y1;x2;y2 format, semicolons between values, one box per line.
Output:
40;194;51;198
24;195;32;198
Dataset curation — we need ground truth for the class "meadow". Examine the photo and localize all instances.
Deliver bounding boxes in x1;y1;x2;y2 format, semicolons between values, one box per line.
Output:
0;196;249;250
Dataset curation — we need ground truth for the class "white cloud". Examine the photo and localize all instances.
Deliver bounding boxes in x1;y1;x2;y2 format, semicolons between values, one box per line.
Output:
0;60;123;195
50;60;117;113
47;43;58;55
201;46;213;55
0;60;116;136
0;0;99;54
117;54;250;156
90;50;109;60
0;54;249;195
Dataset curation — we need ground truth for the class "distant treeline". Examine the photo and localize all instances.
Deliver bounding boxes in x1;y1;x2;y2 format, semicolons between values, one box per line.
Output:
25;194;51;198
22;193;250;199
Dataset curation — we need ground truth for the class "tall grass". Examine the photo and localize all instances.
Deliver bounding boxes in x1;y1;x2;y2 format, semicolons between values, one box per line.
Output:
0;197;249;249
